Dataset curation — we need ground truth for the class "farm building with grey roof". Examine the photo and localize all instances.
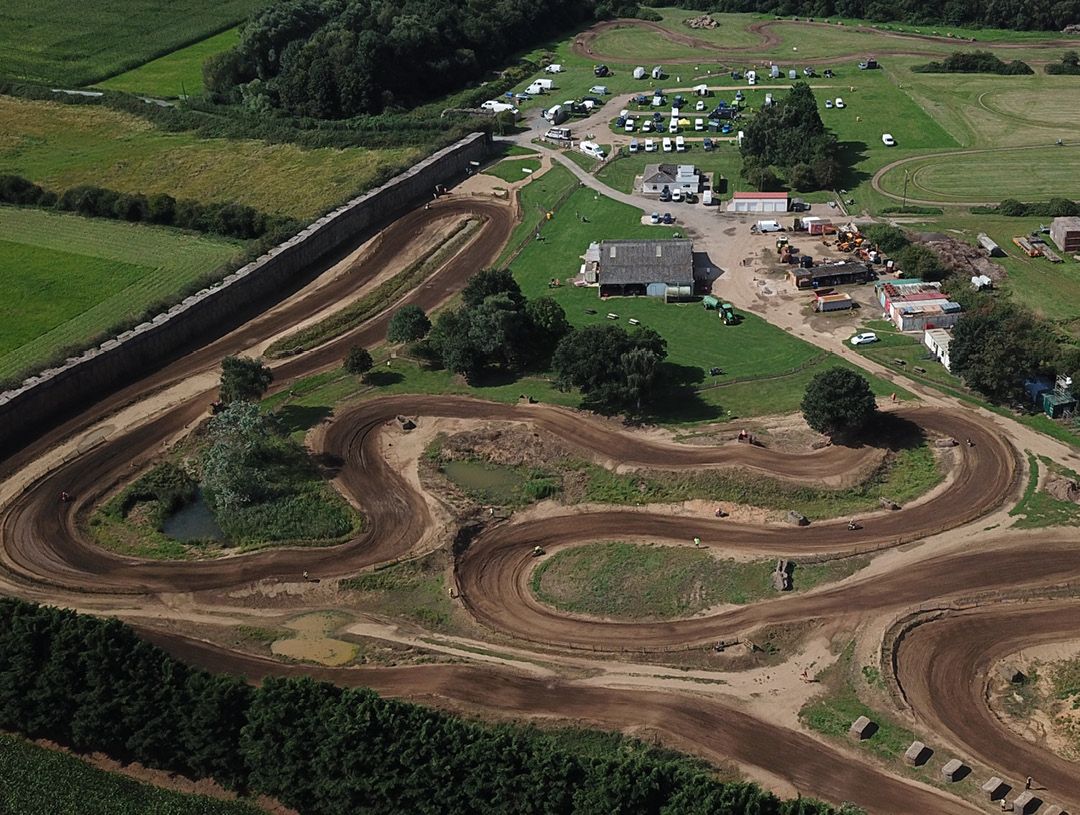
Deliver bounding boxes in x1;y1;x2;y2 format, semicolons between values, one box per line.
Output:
597;239;696;298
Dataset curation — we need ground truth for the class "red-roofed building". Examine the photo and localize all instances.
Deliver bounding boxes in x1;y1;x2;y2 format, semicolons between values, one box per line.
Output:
727;191;790;213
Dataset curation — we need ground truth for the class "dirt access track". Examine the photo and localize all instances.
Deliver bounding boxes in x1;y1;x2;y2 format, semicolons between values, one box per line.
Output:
574;17;1079;65
0;174;1077;813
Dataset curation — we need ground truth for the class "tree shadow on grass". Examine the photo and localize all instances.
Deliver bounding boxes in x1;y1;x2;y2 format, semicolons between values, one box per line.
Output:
641;363;724;424
365;370;405;387
836;140;870;190
276;404;332;435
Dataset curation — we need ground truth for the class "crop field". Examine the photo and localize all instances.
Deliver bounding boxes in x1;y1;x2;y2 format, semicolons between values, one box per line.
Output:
0;0;265;86
0;733;261;814
0;207;242;382
97;27;241;97
0;97;421;220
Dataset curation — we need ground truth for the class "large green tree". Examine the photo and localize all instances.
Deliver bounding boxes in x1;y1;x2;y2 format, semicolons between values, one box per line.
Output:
800;367;878;438
553;324;667;415
387;305;432;344
219;356;273;404
950;301;1054;402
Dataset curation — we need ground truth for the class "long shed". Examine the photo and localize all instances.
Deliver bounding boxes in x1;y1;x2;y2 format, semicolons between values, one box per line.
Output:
597;239;696;298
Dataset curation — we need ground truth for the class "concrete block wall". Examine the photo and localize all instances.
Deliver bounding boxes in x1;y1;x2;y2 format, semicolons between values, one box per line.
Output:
0;132;492;455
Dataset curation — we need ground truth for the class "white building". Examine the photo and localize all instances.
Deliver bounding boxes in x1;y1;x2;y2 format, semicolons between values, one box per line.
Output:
640;164;702;195
924;328;953;371
727;191;789;213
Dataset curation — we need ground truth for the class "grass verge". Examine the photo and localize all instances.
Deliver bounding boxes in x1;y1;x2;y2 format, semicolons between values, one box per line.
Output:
342;550;455;632
531;542;867;619
265;218;480;358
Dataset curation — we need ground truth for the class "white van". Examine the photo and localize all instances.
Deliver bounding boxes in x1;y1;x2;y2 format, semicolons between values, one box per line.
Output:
534;78;554;90
644;139;656;152
579;140;606;160
675;135;686;152
694;118;704;131
882;133;896;146
544;64;563;74
662;137;673;152
629;138;640;153
668;119;679;133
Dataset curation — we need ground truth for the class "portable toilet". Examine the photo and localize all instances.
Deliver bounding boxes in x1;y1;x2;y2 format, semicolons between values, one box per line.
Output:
633;66;646;79
770;64;780;78
788;69;797;79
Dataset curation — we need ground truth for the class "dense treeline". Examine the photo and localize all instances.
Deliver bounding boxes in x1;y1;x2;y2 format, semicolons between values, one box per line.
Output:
739;82;843;192
206;0;593;118
644;0;1080;31
0;598;861;815
0;174;295;240
913;51;1032;74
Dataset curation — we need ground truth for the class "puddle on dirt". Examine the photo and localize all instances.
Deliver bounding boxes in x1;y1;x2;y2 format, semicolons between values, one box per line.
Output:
271;612;358;666
441;460;523;503
161;491;224;542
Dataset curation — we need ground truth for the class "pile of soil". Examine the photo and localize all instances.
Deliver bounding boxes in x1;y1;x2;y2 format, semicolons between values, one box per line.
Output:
919;234;1007;282
684;13;719;29
1064;23;1080;33
439;426;570;468
1045;475;1080;504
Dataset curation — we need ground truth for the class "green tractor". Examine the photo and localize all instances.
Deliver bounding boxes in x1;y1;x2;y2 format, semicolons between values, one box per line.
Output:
720;302;738;325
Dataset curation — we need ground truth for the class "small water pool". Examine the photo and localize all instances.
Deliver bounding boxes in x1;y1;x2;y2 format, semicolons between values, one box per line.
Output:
161;491;225;542
441;460;524;503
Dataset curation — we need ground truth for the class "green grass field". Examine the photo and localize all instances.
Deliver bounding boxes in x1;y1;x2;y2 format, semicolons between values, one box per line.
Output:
97;27;241;97
0;96;422;219
0;733;261;815
507;179;907;419
0;207;242;382
531;541;866;619
484;158;544;183
0;0;265;86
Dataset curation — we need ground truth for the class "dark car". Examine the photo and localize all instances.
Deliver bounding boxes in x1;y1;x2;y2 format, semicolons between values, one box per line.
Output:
594;64;610;77
703;138;714;151
662;212;674;224
659;187;672;202
683;192;697;203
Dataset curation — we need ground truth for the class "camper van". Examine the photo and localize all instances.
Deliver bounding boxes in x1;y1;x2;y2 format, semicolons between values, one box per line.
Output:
481;100;517;115
534;78;554;91
694;118;704;131
675;135;686;152
544;105;568;125
579;141;606;160
668;119;679;134
526;82;544;96
544;126;571;141
662;137;673;152
544;64;563;73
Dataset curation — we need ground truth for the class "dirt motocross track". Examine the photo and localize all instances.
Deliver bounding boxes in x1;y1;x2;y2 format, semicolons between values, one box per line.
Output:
1;179;1079;811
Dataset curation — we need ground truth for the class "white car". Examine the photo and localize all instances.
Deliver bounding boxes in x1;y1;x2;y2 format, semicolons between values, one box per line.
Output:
850;332;879;346
642;120;653;132
882;133;896;146
824;99;833;109
644;139;656;152
671;189;684;202
695;100;705;111
662;137;673;152
834;97;845;108
694;118;704;131
624;119;635;132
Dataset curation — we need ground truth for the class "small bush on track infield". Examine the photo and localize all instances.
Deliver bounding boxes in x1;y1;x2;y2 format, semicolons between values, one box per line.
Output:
0;732;261;815
531;542;867;620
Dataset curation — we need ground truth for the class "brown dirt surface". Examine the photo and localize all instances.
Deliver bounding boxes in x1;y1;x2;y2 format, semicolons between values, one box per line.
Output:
1045;474;1080;503
437;424;573;468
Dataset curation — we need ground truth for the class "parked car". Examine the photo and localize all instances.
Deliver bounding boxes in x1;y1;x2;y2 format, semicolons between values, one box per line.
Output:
589;85;609;95
650;212;661;224
695;100;706;111
850;332;879;346
882;133;896;146
702;137;714;151
625;119;635;132
694;118;704;131
683;191;697;203
662;137;673;151
662;212;674;224
629;138;640;153
671;189;684;202
594;64;610;77
823;68;834;78
659;187;672;202
642;120;653;132
834;97;845;108
824;99;833;109
644;139;656;152
514;93;532;101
